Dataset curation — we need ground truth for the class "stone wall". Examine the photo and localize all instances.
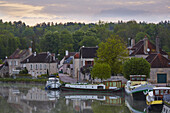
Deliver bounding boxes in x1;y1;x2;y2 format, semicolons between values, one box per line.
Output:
149;68;170;83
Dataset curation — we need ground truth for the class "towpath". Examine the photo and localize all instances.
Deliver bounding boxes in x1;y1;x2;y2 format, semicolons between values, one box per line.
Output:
59;73;77;83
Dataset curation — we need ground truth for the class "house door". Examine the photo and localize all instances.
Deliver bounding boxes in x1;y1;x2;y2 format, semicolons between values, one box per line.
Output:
157;74;167;83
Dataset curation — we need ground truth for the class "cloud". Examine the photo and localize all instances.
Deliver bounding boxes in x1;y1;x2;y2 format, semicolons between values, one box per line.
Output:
99;8;149;17
0;1;44;17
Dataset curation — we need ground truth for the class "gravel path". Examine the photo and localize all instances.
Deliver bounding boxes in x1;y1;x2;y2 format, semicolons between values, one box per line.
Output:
59;73;77;83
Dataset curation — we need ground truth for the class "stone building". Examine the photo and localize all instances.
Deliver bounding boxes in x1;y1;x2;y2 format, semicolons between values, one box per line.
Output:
0;62;9;77
6;47;32;75
21;52;58;77
129;37;170;83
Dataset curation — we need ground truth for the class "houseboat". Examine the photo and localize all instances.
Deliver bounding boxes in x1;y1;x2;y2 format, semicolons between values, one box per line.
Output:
60;80;123;93
45;75;61;90
146;87;170;111
125;75;154;100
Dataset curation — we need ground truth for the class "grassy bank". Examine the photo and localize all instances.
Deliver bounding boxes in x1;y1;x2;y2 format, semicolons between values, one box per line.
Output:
0;78;47;84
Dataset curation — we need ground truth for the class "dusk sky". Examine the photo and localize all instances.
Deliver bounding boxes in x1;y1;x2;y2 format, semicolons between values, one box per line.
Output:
0;0;169;26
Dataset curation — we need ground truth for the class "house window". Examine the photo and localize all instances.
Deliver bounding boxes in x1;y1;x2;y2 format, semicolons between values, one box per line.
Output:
11;61;13;66
40;64;42;70
16;61;18;65
30;64;33;70
14;61;16;66
44;64;46;70
36;64;38;70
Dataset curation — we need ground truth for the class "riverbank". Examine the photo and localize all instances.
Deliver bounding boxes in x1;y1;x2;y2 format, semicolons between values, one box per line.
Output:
0;78;47;84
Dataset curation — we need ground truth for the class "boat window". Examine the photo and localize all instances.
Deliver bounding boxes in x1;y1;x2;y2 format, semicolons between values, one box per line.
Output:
97;86;103;89
155;90;159;95
97;96;104;99
141;78;144;80
113;82;116;87
106;82;108;86
132;78;135;81
110;82;112;86
164;90;168;94
160;90;164;95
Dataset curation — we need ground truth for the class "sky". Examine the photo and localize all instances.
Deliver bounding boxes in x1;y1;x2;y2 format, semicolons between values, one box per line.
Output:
0;0;169;26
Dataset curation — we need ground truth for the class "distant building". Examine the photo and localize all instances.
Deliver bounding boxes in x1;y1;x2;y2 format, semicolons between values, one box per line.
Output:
73;52;80;79
59;51;76;76
0;62;9;77
129;37;170;83
21;52;58;77
6;47;32;75
79;47;98;81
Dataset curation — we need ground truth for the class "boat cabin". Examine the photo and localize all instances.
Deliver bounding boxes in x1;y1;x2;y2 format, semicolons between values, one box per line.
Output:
153;87;170;98
130;75;146;81
103;80;122;89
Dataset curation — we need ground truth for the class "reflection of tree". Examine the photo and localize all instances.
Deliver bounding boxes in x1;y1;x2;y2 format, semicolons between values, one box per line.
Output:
91;100;130;113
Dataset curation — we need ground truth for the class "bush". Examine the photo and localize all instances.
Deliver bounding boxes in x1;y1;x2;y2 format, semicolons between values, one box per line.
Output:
19;67;28;74
122;57;150;80
16;74;32;77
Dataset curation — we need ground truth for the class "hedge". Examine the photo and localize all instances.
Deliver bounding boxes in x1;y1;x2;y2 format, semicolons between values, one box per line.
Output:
0;78;47;83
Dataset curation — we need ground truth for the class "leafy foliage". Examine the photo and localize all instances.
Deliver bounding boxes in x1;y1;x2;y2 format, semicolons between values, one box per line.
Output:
0;19;169;60
19;67;28;74
91;63;111;81
122;57;150;80
96;35;128;75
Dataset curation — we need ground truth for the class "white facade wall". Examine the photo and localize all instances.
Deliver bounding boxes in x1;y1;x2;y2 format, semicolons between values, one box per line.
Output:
7;59;21;75
22;62;57;77
73;59;79;78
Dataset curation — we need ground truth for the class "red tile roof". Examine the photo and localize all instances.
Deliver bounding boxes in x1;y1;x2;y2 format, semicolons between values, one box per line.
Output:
146;53;170;68
74;52;80;59
130;40;167;56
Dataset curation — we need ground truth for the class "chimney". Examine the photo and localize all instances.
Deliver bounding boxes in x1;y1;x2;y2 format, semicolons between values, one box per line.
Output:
65;50;68;56
34;52;36;57
29;47;32;55
131;39;135;47
52;54;55;61
144;36;148;54
156;36;160;53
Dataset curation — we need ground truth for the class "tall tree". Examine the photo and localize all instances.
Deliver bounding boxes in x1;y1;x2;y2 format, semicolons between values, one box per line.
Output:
91;62;111;82
97;35;128;75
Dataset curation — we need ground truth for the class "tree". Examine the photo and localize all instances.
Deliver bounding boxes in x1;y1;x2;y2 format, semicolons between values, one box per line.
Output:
97;35;128;75
0;59;2;64
135;32;150;42
91;63;111;82
122;57;150;80
79;36;100;47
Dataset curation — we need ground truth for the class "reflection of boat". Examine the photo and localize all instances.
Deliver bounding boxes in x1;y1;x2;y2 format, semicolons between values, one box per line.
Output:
60;80;123;93
146;87;170;112
62;91;123;106
162;104;170;113
45;75;61;90
162;94;170;113
125;94;148;113
46;90;60;100
125;75;153;100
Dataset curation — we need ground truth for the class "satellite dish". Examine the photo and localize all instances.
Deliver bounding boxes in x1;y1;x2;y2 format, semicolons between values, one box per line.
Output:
147;48;150;52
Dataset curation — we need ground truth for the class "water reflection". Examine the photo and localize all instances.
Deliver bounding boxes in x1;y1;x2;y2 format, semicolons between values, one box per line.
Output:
0;83;164;113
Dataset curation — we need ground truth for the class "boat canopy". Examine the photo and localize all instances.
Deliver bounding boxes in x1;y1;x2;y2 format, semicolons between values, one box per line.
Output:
131;84;154;93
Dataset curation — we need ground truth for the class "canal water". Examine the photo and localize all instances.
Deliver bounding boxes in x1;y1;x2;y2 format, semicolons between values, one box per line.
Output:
0;83;163;113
